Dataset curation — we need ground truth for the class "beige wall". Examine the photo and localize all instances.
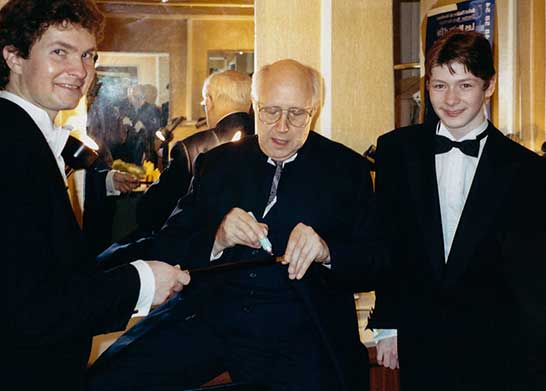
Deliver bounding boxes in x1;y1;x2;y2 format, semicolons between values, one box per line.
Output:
190;19;254;120
255;0;394;154
331;2;394;152
255;0;322;69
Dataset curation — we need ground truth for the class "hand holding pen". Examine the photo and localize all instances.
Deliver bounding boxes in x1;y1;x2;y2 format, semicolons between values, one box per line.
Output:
212;207;271;257
210;207;328;280
248;211;273;255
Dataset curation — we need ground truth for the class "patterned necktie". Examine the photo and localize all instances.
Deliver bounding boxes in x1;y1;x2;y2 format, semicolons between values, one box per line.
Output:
265;160;283;211
434;128;488;157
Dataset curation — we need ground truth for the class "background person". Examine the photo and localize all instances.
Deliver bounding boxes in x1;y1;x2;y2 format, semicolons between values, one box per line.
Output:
135;69;254;233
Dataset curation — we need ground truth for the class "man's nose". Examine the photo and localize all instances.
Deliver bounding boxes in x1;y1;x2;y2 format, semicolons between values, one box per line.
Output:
277;111;290;133
445;87;460;105
67;55;88;79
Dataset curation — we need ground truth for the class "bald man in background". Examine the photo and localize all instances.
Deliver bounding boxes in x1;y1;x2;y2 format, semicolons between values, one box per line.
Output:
136;69;254;233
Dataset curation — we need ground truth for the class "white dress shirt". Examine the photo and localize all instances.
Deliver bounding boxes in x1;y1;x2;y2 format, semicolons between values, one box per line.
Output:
435;120;488;261
1;91;154;317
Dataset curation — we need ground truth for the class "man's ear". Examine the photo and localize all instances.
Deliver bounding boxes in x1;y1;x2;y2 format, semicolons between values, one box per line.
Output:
3;45;24;75
485;74;497;99
205;94;213;110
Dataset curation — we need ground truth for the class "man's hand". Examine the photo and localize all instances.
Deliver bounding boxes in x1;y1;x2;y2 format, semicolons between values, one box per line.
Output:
376;335;399;370
146;261;191;306
212;208;268;256
282;223;330;280
113;171;139;193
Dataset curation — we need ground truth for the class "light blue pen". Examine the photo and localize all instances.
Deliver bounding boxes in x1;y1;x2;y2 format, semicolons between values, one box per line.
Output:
248;211;273;255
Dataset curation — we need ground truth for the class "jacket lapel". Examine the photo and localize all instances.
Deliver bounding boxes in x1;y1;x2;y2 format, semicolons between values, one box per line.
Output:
13;100;77;226
406;124;446;277
444;125;519;285
238;138;273;217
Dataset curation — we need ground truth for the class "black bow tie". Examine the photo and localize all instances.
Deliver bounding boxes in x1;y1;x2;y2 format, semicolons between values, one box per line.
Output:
434;128;489;157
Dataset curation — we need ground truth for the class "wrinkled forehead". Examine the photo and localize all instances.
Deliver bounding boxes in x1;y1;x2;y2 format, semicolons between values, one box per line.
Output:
257;70;313;107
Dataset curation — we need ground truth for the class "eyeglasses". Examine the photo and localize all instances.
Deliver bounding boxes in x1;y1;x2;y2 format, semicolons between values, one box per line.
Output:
257;104;313;128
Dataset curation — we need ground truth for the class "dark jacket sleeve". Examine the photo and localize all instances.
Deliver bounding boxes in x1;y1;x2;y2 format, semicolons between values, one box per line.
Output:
98;151;219;270
366;132;405;329
5;120;140;345
327;157;390;293
136;141;193;232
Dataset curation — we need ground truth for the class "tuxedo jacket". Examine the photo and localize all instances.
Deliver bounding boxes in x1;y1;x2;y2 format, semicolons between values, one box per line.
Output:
96;131;378;390
136;111;254;232
2;98;140;390
369;122;546;390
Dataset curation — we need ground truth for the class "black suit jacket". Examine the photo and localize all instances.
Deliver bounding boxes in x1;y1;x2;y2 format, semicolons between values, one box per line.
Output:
369;122;546;390
2;98;141;390
96;131;379;390
136;111;253;232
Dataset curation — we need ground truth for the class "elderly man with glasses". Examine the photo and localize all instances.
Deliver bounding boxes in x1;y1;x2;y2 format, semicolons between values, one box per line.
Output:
89;59;379;391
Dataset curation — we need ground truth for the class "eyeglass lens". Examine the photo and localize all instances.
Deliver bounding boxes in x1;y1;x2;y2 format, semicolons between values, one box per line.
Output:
259;106;310;127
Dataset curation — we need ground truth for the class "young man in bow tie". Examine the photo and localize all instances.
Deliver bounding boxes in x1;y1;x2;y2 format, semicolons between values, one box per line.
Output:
368;30;546;390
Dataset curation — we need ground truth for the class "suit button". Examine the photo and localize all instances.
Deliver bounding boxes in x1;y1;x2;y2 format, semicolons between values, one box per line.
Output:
249;290;255;296
242;306;251;313
249;272;257;278
251;250;259;255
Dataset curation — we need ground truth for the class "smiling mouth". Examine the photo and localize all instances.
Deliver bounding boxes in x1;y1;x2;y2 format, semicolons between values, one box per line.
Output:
444;109;465;117
57;82;83;91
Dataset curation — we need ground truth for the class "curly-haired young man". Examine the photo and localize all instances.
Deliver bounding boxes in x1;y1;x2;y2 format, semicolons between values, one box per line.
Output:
1;1;190;390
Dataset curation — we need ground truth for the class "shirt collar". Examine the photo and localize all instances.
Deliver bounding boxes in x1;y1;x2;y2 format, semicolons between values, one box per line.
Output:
0;91;70;158
437;119;489;141
216;111;243;125
267;152;298;167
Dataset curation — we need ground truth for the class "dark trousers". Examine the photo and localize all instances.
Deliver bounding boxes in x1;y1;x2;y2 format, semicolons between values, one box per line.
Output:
87;299;338;391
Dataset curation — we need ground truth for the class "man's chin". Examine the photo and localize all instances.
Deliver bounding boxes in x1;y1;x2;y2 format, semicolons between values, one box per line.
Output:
58;98;83;112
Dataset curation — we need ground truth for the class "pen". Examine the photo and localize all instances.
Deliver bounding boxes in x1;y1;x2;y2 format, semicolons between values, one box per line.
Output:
248;211;273;255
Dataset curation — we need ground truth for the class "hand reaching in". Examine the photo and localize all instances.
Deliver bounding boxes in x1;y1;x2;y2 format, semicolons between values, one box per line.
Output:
146;261;191;306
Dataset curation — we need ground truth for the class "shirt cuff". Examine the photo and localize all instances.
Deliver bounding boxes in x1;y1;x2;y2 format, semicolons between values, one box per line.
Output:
373;328;398;343
130;260;155;317
106;170;121;196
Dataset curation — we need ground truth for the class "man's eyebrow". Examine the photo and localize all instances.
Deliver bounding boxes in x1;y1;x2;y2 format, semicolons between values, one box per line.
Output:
48;40;97;53
429;77;477;83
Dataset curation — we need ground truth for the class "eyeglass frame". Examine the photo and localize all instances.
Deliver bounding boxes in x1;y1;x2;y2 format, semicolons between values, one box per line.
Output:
256;102;314;128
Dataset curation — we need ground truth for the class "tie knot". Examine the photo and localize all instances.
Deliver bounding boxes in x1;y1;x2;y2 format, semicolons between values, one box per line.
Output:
434;128;488;157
